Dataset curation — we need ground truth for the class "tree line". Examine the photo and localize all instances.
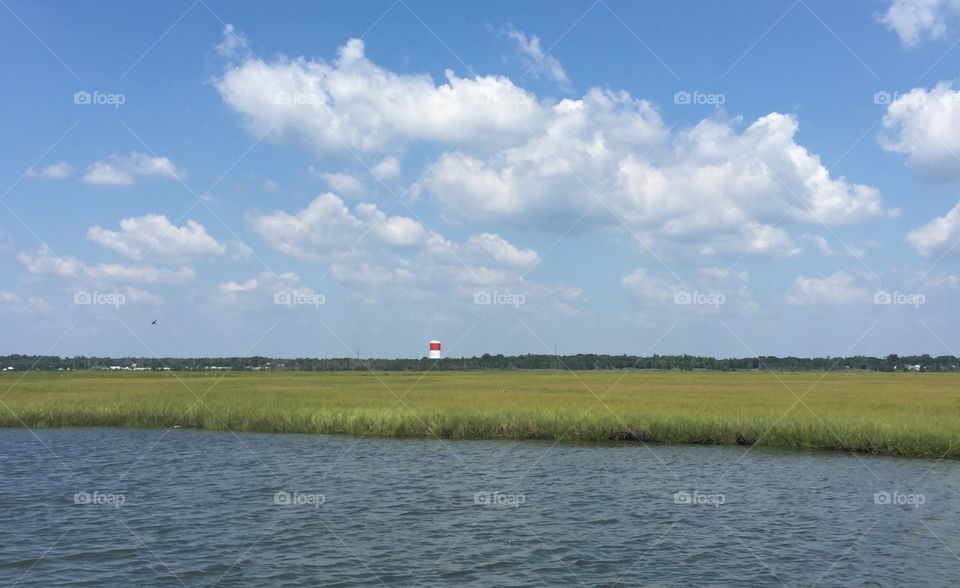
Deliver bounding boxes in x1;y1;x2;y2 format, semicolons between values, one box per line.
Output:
0;353;956;372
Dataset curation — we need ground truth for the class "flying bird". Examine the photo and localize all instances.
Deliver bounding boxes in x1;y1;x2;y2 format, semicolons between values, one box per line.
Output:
151;319;158;325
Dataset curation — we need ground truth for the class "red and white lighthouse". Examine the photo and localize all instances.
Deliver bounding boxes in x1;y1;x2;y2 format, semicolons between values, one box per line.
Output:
428;340;441;359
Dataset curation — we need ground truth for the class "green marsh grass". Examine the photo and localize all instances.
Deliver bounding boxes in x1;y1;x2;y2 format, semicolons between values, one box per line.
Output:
1;370;958;458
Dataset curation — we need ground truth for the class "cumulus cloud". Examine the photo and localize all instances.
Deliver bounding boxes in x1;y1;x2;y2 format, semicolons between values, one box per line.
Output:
505;25;571;87
426;106;885;255
218;31;887;261
216;37;543;154
320;172;364;196
251;193;375;261
25;162;72;180
251;192;538;265
83;152;184;186
87;214;225;262
464;233;539;269
880;82;960;181
18;246;194;284
216;24;250;59
786;271;868;305
880;0;960;46
251;192;539;294
907;200;960;256
372;156;401;180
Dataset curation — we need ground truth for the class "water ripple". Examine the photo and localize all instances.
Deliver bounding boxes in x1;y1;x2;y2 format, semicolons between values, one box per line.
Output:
0;429;958;586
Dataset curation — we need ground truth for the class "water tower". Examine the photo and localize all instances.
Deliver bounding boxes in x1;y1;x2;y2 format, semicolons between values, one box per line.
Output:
428;340;441;359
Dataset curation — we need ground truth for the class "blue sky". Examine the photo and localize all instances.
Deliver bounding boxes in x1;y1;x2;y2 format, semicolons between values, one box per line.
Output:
2;0;960;359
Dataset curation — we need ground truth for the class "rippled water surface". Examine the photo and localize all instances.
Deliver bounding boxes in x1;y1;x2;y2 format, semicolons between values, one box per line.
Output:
1;428;959;586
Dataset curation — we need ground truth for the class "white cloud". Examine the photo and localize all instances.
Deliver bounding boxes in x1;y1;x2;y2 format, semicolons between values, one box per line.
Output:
621;268;676;303
330;260;416;289
372;156;401;180
880;0;960;46
25;162;72;180
18;246;194;284
83;152;184;186
802;233;835;255
216;37;544;154
0;291;50;316
426;106;885;255
219;32;887;261
87;214;225;262
907;200;960;256
251;193;369;261
880;82;960;181
505;25;571;87
216;24;249;59
786;271;868;305
251;193;539;294
321;172;364;196
464;233;539;269
219;271;320;304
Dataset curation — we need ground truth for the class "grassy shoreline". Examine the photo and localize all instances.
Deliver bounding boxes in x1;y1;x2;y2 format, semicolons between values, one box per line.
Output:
2;370;958;459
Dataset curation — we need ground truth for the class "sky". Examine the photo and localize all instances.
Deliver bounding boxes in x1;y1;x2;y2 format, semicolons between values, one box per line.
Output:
1;0;960;360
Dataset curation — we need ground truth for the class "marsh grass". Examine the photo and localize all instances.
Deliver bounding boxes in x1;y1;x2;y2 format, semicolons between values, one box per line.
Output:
2;370;958;458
